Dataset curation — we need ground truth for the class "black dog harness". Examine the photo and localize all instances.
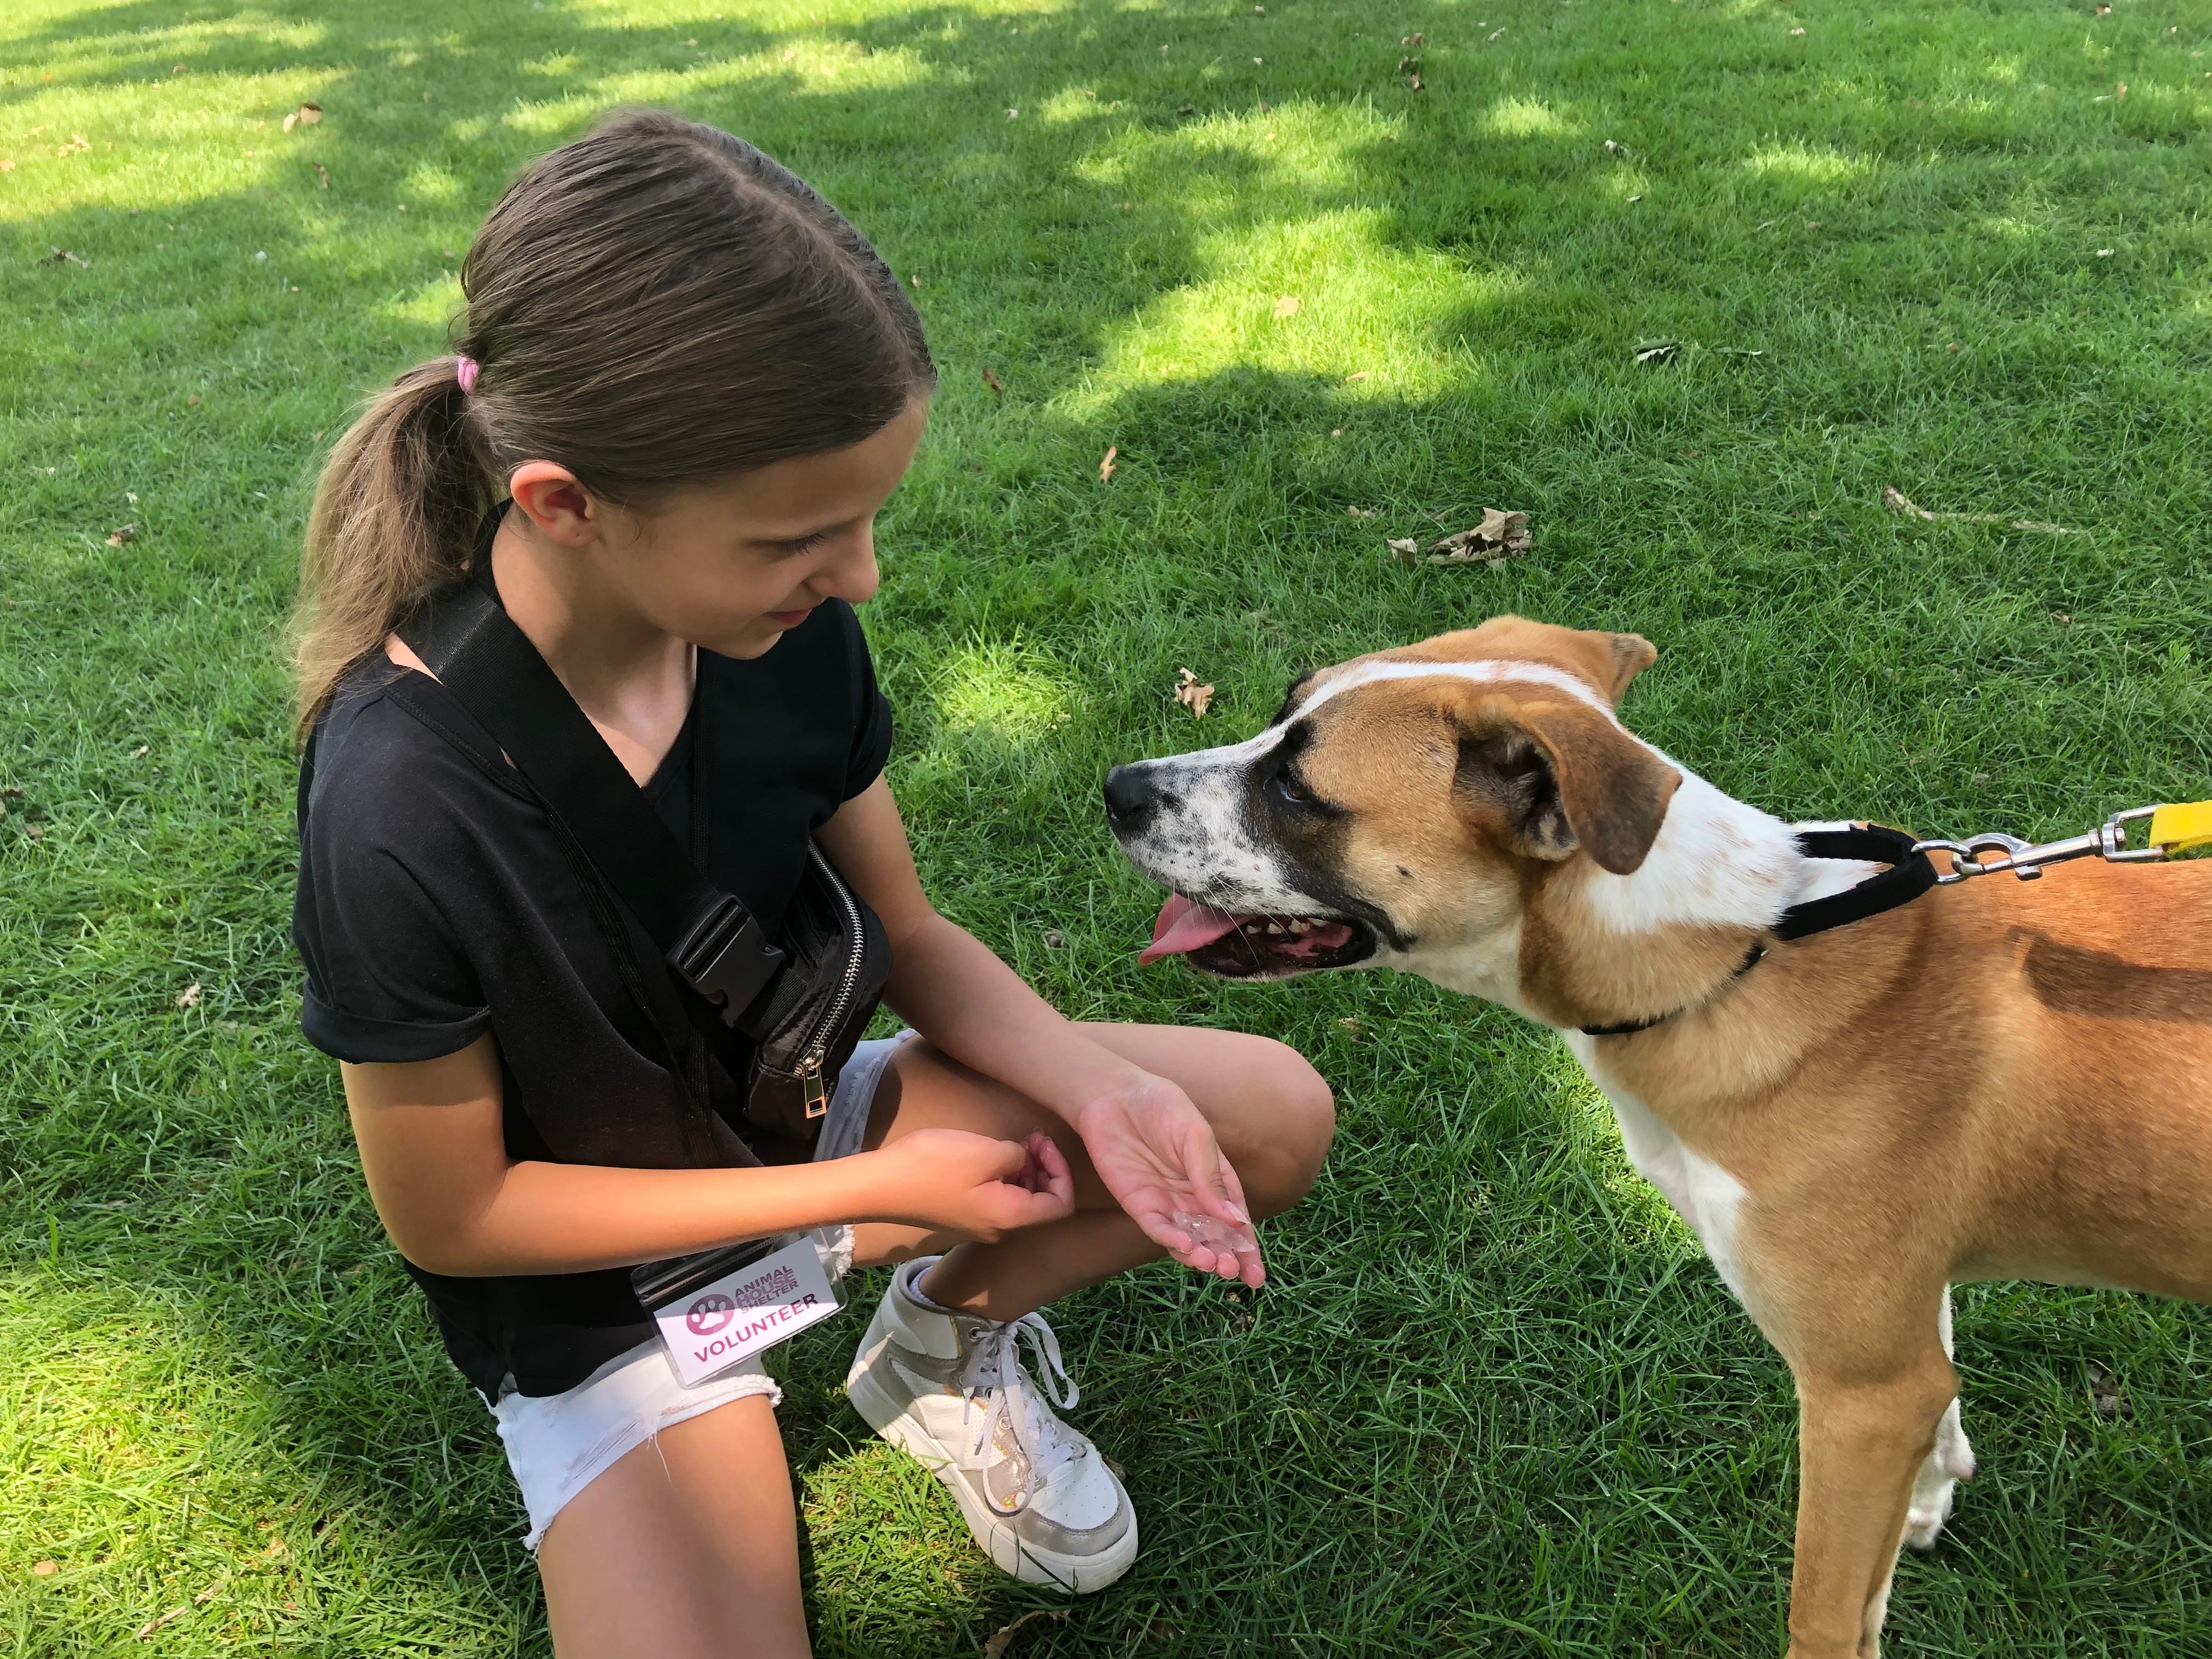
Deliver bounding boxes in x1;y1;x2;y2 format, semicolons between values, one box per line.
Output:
1578;825;1938;1038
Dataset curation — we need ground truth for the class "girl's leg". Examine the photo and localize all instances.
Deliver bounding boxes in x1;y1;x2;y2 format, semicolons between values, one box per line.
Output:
535;1393;811;1659
851;1024;1333;1312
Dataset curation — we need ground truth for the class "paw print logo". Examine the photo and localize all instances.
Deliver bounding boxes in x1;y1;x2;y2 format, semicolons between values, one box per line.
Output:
686;1294;736;1336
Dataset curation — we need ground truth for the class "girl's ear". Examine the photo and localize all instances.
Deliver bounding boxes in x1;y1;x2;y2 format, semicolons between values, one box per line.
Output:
507;462;601;548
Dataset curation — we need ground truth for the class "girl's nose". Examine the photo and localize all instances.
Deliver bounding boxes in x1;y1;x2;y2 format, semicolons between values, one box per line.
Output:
810;528;880;606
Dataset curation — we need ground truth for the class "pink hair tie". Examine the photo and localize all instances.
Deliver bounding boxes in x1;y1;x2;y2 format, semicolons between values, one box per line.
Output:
455;355;480;395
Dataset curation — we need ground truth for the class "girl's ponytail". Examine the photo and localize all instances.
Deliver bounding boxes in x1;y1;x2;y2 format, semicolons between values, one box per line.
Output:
295;358;486;738
292;108;934;741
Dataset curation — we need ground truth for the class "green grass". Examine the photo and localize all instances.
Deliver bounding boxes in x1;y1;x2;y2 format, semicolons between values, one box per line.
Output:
4;0;2211;1652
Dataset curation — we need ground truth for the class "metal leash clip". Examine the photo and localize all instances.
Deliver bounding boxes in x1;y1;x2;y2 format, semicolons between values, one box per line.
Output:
1913;800;2212;884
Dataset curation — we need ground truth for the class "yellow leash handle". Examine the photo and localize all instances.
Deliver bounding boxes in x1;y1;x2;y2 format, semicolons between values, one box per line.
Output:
2147;800;2212;854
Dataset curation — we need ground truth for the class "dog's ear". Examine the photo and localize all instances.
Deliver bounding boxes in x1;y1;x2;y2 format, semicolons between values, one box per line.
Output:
1598;632;1657;704
1453;693;1681;874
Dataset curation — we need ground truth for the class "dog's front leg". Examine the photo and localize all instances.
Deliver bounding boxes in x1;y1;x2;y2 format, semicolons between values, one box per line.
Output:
1784;1355;1958;1659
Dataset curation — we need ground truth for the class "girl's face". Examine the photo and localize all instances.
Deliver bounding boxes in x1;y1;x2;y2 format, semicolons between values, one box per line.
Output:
545;394;928;659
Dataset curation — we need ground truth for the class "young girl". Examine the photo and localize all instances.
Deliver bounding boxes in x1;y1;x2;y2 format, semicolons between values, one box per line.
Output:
291;110;1334;1656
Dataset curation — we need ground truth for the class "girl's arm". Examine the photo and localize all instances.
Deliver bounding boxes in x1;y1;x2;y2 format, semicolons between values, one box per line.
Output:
342;1035;1070;1277
819;777;1265;1284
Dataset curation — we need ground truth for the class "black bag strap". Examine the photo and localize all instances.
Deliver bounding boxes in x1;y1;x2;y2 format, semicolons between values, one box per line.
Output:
396;574;785;1028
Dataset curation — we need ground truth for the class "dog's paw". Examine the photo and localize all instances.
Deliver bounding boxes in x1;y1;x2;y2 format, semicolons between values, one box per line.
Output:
1903;1404;1976;1552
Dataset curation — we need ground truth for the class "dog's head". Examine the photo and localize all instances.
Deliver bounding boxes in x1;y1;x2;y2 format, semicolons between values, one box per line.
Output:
1104;617;1681;992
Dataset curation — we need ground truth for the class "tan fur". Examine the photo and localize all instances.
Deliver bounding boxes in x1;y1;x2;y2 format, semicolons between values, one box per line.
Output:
1274;620;2212;1656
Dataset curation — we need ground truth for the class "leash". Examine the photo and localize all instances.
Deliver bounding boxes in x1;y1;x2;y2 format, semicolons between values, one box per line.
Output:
1580;801;2212;1038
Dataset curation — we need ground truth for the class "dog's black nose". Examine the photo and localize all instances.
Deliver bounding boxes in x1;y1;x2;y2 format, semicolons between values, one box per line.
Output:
1102;764;1159;834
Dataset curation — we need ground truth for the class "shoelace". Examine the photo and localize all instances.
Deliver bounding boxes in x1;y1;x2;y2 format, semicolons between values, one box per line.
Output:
958;1312;1084;1513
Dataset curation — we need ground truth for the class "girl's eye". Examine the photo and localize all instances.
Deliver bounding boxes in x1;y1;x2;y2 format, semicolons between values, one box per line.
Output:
776;531;830;557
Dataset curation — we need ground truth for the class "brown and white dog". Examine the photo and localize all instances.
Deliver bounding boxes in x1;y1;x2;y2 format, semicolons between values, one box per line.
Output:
1103;616;2212;1658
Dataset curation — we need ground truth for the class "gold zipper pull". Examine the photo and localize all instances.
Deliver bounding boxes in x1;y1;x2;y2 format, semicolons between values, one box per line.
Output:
800;1054;830;1119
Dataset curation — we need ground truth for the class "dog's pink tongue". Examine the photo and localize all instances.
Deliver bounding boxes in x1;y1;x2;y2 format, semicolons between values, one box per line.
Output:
1139;895;1248;964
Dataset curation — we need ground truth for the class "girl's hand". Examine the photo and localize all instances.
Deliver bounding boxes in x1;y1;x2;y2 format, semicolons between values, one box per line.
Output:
1074;1073;1265;1288
868;1127;1074;1242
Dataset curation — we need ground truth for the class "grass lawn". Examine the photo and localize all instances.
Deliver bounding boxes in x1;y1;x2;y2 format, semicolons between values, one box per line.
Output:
5;0;2211;1652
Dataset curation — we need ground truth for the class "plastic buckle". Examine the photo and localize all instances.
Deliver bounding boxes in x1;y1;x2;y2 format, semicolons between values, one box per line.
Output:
669;895;785;1024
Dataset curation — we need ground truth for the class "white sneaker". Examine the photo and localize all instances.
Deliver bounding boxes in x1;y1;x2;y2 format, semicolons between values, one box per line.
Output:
844;1257;1138;1592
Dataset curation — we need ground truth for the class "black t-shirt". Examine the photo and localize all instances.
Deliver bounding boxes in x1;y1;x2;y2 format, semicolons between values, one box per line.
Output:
292;587;893;1398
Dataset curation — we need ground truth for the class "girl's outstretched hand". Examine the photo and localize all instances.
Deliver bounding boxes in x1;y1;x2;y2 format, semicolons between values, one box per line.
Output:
873;1127;1074;1243
1074;1073;1264;1288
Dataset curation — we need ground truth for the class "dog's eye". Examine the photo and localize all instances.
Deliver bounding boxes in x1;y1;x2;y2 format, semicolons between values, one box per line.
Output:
1271;770;1318;809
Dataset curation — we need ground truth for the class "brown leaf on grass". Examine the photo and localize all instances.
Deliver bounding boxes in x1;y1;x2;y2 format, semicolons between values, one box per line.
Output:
983;1609;1069;1659
135;1606;189;1639
1345;369;1368;382
1174;667;1215;719
1881;486;2075;536
1633;340;1679;365
1098;444;1118;484
105;524;136;548
176;983;202;1009
1402;32;1424;46
32;1561;57;1577
2094;3;2109;13
1398;508;1533;566
1385;536;1420;560
2115;81;2128;100
313;161;328;188
59;133;90;156
280;101;323;133
0;159;14;173
981;366;1004;396
185;393;202;407
38;247;89;268
2087;1361;2128;1419
1273;294;1300;318
1408;68;1424;92
1338;1016;1367;1039
1603;138;1630;156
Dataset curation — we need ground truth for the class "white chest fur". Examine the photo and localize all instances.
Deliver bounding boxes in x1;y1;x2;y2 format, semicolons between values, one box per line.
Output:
1568;1041;1756;1309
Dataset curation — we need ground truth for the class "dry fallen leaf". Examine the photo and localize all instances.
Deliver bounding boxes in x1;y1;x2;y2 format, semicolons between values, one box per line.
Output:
981;366;1004;396
983;1609;1069;1659
1345;369;1368;382
1788;25;1805;35
2116;81;2128;100
1338;1016;1366;1039
1402;31;1424;45
131;745;149;758
313;161;329;188
1006;107;1019;120
1408;67;1424;91
1882;485;2075;536
1626;193;1643;203
106;524;136;548
186;393;202;407
1098;444;1118;484
1347;505;1374;518
2087;1361;2128;1420
1603;137;1629;156
2094;3;2110;13
32;1561;57;1577
1397;507;1534;566
1633;340;1679;366
1041;929;1065;949
1273;294;1300;318
176;983;202;1009
1174;667;1215;719
0;159;14;173
38;247;89;268
1488;26;1506;41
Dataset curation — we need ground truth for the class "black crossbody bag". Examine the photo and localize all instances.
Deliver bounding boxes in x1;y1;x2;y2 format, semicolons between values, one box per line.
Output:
394;568;891;1154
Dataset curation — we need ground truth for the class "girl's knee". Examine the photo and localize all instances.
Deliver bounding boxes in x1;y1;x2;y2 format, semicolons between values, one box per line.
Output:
1233;1041;1335;1212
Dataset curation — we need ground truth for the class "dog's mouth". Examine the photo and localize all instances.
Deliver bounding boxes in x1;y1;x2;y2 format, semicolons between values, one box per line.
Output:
1138;894;1378;979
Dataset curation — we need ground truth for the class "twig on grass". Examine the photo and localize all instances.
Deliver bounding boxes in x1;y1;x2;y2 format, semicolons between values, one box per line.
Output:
1881;486;2075;536
984;1608;1069;1658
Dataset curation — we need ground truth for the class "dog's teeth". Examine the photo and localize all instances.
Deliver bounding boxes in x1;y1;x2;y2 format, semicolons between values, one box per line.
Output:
1288;919;1311;933
1265;922;1286;935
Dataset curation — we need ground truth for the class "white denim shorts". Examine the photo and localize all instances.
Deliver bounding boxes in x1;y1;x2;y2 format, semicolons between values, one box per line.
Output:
489;1030;913;1550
